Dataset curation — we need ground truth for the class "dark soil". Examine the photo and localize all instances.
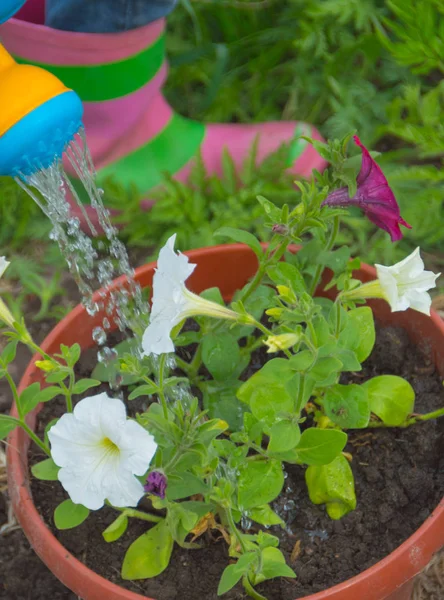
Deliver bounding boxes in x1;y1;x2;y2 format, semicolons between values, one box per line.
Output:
3;325;444;600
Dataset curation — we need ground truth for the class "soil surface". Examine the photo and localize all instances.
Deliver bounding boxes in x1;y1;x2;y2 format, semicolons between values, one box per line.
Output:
10;325;441;600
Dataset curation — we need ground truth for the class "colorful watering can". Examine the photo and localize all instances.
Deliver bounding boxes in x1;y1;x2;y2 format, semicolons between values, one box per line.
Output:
0;0;83;177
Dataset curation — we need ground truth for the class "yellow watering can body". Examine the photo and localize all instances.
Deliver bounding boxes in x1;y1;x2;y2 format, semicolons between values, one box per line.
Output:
0;2;83;177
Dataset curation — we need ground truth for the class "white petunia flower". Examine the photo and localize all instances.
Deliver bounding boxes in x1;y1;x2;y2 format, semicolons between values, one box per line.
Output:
48;393;157;510
0;257;10;279
375;247;440;315
342;248;440;316
142;234;239;356
0;256;15;329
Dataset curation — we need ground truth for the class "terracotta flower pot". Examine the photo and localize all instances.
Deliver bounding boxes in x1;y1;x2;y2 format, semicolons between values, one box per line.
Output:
7;243;444;600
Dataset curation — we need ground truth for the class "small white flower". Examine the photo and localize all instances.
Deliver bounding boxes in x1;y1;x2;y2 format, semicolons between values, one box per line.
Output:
264;333;300;353
342;248;440;316
0;257;10;279
0;256;15;329
48;393;157;510
375;248;440;315
142;234;238;356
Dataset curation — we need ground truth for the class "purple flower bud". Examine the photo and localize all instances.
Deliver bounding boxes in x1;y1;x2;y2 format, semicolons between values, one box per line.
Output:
322;136;411;242
144;471;167;499
272;224;288;235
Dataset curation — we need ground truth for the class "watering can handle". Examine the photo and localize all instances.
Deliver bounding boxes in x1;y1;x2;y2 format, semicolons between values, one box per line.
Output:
0;0;27;25
0;44;16;71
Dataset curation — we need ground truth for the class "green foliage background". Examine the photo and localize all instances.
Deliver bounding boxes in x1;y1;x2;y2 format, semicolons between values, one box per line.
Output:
0;0;443;318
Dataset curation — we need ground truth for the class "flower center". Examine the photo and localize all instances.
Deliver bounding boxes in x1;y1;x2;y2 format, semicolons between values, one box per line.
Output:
101;437;120;455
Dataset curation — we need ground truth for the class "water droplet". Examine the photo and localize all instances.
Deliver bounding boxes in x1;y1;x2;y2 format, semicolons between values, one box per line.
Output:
92;327;106;346
241;514;252;531
97;346;118;364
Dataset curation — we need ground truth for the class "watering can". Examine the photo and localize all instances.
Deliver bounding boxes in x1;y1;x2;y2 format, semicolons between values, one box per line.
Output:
0;0;83;178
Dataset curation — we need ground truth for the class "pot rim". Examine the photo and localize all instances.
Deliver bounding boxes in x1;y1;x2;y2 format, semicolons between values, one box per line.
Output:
7;242;444;600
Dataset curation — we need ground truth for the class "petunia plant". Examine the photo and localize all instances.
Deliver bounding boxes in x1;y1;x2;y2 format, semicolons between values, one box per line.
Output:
0;133;442;600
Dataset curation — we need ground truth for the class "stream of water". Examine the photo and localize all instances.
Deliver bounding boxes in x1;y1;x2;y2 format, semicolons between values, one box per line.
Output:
14;128;149;384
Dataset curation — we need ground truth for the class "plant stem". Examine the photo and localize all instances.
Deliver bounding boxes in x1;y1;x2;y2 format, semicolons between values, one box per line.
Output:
111;504;162;523
243;575;268;600
368;407;444;429
334;300;342;337
4;370;22;420
239;238;290;305
225;507;247;553
21;421;51;456
174;356;191;374
60;376;73;413
28;341;53;363
309;215;340;296
188;344;203;378
157;354;169;419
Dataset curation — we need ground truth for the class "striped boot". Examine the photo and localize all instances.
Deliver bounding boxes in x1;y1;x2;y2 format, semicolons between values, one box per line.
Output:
0;1;327;215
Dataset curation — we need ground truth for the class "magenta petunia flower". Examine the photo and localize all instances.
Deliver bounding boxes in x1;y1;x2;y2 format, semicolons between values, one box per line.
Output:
322;136;411;241
144;471;167;499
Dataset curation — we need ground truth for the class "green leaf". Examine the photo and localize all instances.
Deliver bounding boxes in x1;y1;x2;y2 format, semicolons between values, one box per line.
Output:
218;564;244;595
45;370;69;384
363;375;415;426
306;454;356;519
238;459;284;509
203;384;246;432
250;504;284;527
175;331;201;346
261;552;296;580
237;359;298;424
54;499;89;530
19;382;41;416
68;343;81;367
0;415;17;440
341;307;375;362
34;386;61;403
128;382;159;400
334;348;361;372
310;357;343;385
72;378;101;395
254;547;296;584
166;472;208;501
238;376;294;424
200;287;225;305
323;384;370;429
318;247;351;275
289;350;314;372
296;428;347;466
268;420;301;453
102;513;129;542
214;227;263;260
218;552;257;595
122;520;173;580
1;340;17;365
202;333;241;381
267;262;307;295
31;457;60;481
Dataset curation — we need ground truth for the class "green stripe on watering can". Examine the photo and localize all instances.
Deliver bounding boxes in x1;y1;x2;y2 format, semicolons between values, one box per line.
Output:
286;124;310;167
71;114;205;203
99;113;205;190
13;35;165;102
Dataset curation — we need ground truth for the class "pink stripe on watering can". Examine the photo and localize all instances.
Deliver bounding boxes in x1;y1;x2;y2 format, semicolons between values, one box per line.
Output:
79;82;172;171
1;11;165;65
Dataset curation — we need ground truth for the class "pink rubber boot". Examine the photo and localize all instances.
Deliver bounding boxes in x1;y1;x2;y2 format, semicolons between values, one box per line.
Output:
1;0;327;213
